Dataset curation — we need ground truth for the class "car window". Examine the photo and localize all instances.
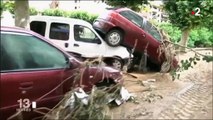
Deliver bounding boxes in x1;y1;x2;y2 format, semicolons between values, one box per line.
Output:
119;10;144;28
74;25;99;43
144;21;161;41
30;21;46;36
0;32;67;72
49;23;70;40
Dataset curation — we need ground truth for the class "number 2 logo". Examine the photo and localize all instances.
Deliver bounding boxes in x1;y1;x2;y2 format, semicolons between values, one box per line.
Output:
195;7;200;16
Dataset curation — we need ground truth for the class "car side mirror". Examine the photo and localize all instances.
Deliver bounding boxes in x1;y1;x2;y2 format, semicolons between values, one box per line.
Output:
94;37;101;44
66;57;81;69
66;58;72;69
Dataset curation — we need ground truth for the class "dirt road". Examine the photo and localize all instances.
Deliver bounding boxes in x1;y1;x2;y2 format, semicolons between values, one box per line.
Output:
110;50;213;119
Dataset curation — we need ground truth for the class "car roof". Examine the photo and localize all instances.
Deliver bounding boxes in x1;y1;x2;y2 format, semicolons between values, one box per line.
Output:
30;15;92;27
107;7;131;13
1;25;79;59
1;26;38;35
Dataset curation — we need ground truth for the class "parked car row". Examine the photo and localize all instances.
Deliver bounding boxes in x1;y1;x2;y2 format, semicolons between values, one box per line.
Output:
0;26;124;119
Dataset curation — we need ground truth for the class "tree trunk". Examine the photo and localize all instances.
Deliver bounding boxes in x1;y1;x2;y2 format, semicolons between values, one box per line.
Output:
50;0;59;9
179;29;190;52
14;0;29;28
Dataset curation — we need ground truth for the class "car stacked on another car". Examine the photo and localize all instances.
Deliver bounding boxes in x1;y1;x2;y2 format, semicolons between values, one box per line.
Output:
29;16;133;71
0;26;123;119
93;7;178;71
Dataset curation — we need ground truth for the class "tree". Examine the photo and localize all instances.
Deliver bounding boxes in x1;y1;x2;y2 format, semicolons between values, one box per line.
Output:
105;0;148;12
50;0;59;9
14;0;29;28
164;0;213;52
0;0;15;16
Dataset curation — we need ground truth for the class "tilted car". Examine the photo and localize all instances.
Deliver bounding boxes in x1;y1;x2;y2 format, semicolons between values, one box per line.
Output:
0;26;123;119
93;8;178;70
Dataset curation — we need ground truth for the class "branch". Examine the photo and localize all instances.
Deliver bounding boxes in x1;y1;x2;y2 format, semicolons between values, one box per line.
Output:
163;40;212;57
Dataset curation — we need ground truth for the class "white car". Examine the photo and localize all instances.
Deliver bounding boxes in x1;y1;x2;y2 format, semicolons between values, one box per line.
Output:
29;16;132;70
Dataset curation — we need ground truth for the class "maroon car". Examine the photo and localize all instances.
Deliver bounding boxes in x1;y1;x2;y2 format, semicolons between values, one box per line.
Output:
93;8;178;70
0;26;123;119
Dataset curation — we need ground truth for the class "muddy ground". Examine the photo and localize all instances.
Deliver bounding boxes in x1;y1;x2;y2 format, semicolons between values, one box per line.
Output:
110;49;213;119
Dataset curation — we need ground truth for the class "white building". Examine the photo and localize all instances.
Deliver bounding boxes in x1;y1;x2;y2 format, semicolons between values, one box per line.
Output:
141;1;167;23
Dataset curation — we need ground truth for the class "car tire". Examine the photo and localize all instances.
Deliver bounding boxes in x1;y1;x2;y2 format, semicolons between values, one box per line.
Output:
105;29;123;47
111;57;123;70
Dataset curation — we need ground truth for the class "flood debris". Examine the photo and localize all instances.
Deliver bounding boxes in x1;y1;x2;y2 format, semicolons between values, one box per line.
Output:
137;79;157;91
141;92;163;103
114;87;132;105
42;86;132;120
126;108;152;119
142;79;156;86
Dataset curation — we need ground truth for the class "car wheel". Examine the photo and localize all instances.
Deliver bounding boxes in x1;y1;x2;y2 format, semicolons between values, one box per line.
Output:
105;29;123;47
112;57;123;70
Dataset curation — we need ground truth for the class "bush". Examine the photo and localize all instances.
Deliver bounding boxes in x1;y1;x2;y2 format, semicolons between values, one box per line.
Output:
30;7;38;15
42;9;66;17
1;1;15;15
158;22;181;43
41;9;98;24
189;27;213;47
1;1;38;16
159;22;213;47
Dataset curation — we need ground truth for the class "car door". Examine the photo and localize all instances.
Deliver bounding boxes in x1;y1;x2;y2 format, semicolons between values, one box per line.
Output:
142;21;162;63
0;31;68;119
48;22;71;50
71;24;104;58
119;10;148;51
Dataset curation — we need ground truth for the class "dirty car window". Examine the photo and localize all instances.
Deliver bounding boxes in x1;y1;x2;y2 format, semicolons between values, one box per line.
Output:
1;33;67;71
74;25;97;43
119;10;143;28
50;23;70;41
144;21;161;41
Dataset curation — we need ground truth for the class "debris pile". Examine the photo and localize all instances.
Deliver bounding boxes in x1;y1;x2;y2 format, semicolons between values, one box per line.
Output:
42;86;132;120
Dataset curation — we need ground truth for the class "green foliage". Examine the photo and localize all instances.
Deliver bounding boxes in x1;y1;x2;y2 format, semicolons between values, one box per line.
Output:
170;54;213;80
180;56;199;70
1;1;38;16
1;4;97;23
41;9;98;24
163;0;213;30
0;1;2;16
158;22;181;43
67;11;97;24
29;7;38;15
105;0;148;11
159;23;213;47
203;55;213;62
42;9;66;17
189;27;213;47
1;1;15;15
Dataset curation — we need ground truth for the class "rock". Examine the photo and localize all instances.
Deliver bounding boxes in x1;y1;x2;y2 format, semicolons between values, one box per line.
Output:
142;79;156;87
